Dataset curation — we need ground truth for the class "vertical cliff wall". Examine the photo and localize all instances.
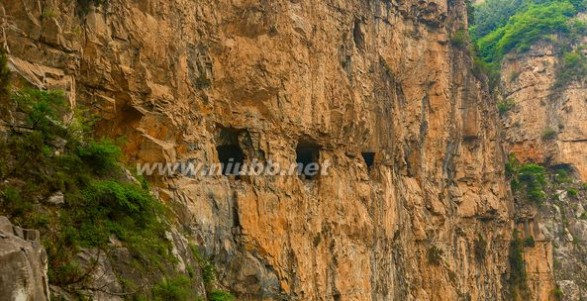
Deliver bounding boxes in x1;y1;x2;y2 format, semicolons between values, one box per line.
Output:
497;14;587;301
2;0;512;300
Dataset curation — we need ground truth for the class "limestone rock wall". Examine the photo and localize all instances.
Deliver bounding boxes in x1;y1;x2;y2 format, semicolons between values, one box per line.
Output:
501;40;587;180
0;216;49;301
499;19;587;301
2;0;512;300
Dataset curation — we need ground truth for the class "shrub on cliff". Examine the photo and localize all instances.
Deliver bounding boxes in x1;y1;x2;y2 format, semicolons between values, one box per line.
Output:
518;163;547;202
555;50;587;87
0;88;188;298
509;231;529;299
476;1;576;63
506;155;547;203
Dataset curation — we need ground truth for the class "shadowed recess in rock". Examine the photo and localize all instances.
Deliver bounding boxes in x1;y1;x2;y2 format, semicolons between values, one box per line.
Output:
296;141;320;180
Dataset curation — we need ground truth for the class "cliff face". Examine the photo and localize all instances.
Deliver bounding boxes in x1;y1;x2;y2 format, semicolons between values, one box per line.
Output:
2;0;513;300
0;217;49;301
499;26;587;301
501;42;587;180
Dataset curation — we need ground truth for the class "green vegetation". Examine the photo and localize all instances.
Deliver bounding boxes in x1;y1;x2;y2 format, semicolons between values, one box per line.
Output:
152;276;193;301
554;167;572;184
542;127;557;140
524;235;536;247
189;245;235;301
471;0;587;88
0;81;191;298
450;29;469;49
476;1;576;64
506;155;547;203
427;246;444;265
567;187;578;197
191;244;216;286
509;230;529;299
470;0;524;40
497;99;516;116
208;291;236;301
555;49;587;87
0;24;228;301
554;286;564;300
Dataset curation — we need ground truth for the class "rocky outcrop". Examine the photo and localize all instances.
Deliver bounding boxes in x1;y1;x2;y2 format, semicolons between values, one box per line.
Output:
501;41;587;180
0;216;49;301
2;0;513;300
499;19;587;301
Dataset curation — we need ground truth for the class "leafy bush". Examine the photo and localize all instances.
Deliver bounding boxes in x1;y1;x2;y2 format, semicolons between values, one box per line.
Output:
524;236;536;247
470;0;525;40
554;167;572;183
77;139;121;174
64;179;165;248
477;1;576;63
12;88;68;137
497;99;516;116
208;290;236;301
451;29;469;49
0;186;32;217
567;187;578;197
555;50;587;87
507;155;547;203
518;163;547;202
152;276;192;301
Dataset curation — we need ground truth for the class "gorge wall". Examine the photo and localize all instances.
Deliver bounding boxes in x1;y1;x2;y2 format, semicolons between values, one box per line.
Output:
1;0;515;300
500;37;587;300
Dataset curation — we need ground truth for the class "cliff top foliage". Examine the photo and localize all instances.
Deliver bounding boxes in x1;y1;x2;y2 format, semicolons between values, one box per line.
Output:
471;0;587;89
472;0;585;64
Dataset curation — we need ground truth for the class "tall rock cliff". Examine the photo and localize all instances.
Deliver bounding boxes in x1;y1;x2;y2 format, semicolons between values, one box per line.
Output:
2;0;513;300
496;11;587;301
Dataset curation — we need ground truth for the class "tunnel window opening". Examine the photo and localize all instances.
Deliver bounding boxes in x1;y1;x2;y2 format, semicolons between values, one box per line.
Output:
362;152;375;170
216;128;244;177
217;145;244;176
296;142;320;180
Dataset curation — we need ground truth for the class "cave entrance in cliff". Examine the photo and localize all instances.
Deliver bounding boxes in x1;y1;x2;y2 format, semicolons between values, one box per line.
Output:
216;128;245;176
362;152;375;170
296;141;320;180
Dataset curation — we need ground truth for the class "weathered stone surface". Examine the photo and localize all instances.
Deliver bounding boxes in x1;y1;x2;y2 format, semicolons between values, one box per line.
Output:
0;216;49;301
46;191;64;205
2;0;512;300
499;18;587;301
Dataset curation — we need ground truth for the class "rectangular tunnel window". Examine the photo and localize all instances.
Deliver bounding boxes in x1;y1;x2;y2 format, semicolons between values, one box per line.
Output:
296;143;320;180
217;145;244;176
362;152;375;170
216;128;245;176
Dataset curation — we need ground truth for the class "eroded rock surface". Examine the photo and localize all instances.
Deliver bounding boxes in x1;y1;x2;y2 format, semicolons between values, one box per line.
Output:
2;0;512;300
0;216;49;301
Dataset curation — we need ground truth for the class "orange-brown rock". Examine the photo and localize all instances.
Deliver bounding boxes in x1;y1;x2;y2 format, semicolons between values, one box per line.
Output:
2;0;513;300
